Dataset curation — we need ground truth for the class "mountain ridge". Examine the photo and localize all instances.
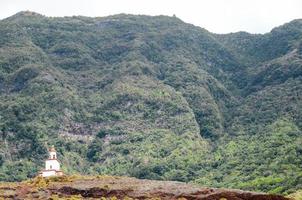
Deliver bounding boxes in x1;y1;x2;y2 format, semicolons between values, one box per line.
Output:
0;12;301;195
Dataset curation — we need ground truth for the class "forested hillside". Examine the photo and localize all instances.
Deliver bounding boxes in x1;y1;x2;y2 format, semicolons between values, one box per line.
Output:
0;11;301;195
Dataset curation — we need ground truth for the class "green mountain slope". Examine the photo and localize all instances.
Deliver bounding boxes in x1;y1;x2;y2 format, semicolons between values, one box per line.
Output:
0;11;301;194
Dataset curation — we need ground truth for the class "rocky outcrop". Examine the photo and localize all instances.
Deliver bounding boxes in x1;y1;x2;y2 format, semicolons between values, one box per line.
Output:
0;176;291;200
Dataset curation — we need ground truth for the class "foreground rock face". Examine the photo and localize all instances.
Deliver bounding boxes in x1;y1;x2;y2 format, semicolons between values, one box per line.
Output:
0;176;290;200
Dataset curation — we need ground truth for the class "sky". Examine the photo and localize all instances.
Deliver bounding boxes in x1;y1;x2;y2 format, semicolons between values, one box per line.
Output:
0;0;301;34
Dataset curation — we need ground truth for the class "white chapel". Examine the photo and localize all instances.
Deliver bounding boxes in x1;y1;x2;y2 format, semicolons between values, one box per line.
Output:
39;145;64;177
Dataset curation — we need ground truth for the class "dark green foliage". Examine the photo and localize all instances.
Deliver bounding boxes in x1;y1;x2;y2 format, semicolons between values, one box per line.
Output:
0;160;39;181
0;12;301;195
97;130;108;139
87;137;103;162
0;155;3;166
12;66;40;91
199;119;302;194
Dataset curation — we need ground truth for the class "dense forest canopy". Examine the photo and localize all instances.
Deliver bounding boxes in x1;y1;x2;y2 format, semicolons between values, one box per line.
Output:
0;11;301;195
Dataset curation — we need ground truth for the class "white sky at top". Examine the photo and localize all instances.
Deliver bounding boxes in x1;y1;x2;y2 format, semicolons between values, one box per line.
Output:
0;0;301;34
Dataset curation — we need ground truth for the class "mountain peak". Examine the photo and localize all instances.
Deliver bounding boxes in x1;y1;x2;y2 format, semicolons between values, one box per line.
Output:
3;11;43;21
15;10;42;16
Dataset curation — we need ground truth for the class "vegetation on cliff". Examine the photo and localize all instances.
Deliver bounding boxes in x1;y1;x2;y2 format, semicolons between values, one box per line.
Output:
0;11;301;195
